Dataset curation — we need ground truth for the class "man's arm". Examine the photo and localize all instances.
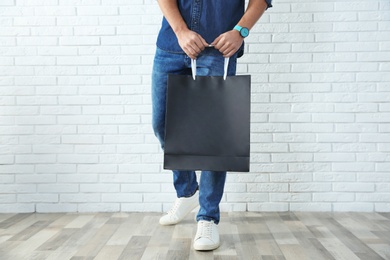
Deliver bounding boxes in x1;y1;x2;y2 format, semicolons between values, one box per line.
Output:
212;0;268;57
157;0;208;59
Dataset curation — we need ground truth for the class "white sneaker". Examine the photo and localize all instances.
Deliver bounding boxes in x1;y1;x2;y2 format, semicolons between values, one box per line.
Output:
193;220;220;251
159;190;199;226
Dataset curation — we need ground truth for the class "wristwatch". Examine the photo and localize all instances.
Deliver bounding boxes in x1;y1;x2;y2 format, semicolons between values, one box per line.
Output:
233;25;249;38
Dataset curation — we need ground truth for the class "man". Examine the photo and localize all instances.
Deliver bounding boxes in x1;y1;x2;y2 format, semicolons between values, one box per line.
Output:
152;0;272;251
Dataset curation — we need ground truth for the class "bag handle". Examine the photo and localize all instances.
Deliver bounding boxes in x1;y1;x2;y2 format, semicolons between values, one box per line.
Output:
191;57;230;81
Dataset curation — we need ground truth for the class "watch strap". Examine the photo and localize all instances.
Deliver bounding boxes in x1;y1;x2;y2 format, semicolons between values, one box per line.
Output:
233;25;243;32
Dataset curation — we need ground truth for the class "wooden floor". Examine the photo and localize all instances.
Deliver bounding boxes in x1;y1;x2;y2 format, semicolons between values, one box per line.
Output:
0;212;390;260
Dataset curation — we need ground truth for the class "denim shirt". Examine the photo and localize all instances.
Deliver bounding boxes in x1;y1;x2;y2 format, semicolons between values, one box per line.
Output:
156;0;272;57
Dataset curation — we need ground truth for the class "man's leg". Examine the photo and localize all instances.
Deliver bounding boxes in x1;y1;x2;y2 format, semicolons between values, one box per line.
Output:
197;170;227;224
193;51;237;223
151;48;199;225
159;170;199;225
192;51;237;250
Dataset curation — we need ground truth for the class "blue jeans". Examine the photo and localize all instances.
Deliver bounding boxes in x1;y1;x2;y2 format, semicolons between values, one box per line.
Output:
152;47;237;224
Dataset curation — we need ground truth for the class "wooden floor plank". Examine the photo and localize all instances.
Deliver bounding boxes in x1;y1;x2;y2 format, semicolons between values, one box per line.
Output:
0;213;32;229
279;244;310;260
0;212;389;259
316;226;361;260
93;245;125;260
285;220;334;260
0;214;40;238
72;223;119;259
117;235;151;260
64;215;95;229
106;221;135;246
36;228;77;251
9;227;60;259
367;243;390;259
47;214;79;229
140;246;169;260
265;213;299;245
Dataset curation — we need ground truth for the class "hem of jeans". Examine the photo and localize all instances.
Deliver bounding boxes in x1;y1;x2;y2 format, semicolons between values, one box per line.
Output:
189;186;199;197
180;186;198;199
197;216;219;225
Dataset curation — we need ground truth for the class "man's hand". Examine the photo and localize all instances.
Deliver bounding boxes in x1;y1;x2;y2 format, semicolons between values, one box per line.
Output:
211;30;244;58
177;29;208;60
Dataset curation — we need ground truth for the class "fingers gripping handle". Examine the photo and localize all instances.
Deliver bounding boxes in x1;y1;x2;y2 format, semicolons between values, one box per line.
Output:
191;57;230;80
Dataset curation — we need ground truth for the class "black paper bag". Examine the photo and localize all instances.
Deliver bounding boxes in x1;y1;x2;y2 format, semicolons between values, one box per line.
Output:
163;60;251;172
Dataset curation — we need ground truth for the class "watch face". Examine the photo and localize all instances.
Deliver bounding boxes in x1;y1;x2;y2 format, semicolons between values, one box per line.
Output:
241;27;249;37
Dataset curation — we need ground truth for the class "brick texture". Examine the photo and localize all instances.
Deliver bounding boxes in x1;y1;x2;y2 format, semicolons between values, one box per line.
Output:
0;0;389;213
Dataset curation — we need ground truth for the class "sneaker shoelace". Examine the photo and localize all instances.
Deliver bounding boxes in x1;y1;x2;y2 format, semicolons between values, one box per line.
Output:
167;198;182;215
197;221;213;239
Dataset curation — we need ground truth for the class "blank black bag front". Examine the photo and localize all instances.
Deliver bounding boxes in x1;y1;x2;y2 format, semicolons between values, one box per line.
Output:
164;74;251;172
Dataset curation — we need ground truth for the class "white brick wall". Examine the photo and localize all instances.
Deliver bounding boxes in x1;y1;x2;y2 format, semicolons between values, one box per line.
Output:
0;0;389;213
